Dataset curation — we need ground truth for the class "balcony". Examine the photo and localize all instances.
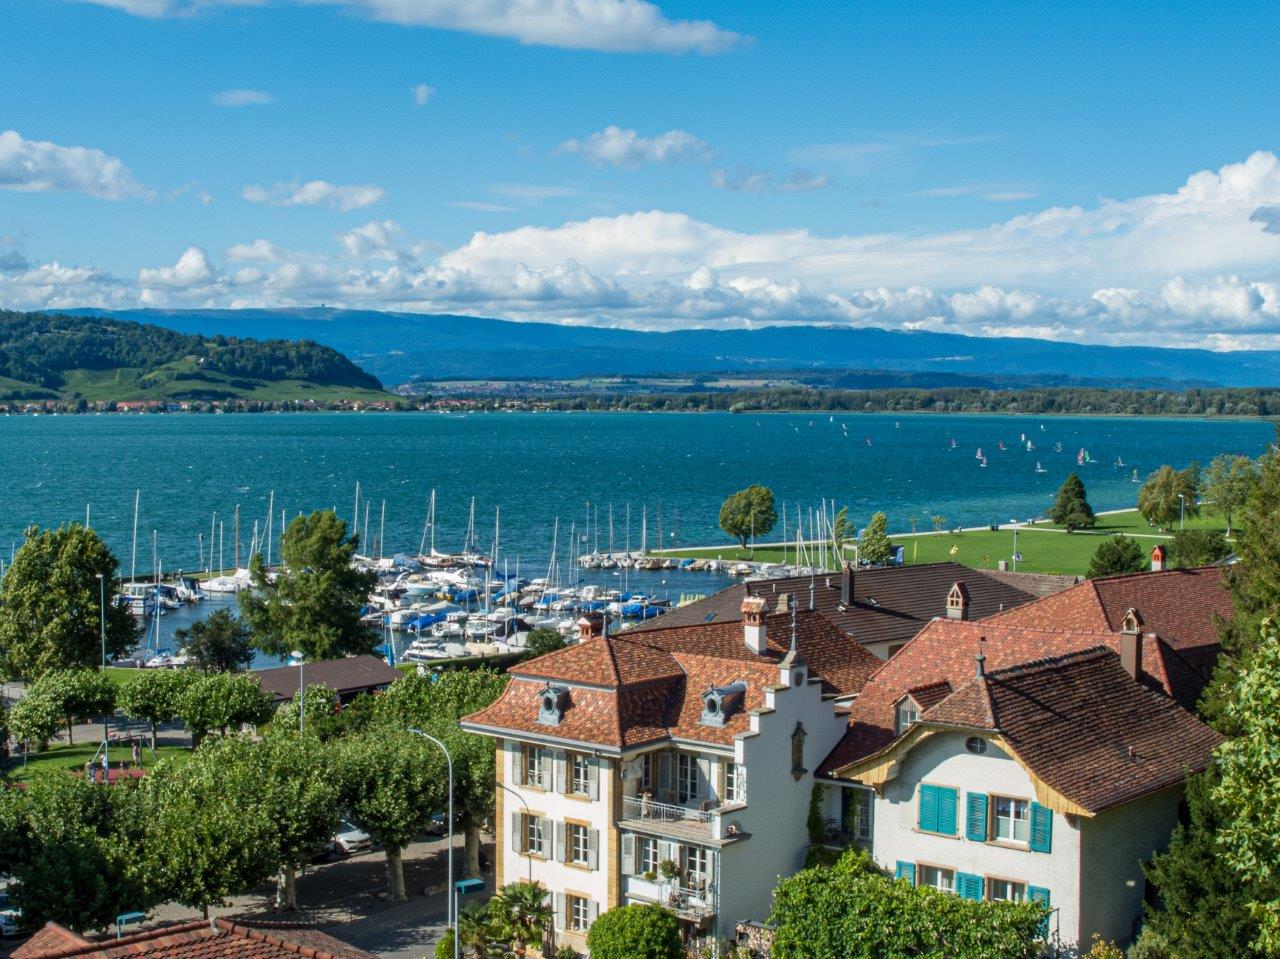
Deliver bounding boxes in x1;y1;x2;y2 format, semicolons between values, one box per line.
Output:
623;874;716;924
620;795;713;843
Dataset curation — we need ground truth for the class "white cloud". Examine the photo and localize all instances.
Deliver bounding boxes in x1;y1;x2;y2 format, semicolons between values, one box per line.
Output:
711;166;829;194
242;180;386;211
449;200;519;213
557;126;711;168
339;219;407;260
137;245;215;288
210;89;275;107
0;129;152;200
411;83;435;106
488;183;578;202
70;0;743;54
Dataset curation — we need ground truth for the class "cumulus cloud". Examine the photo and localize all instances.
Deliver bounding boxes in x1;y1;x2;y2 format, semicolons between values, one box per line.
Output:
69;0;744;54
557;126;711;168
242;180;386;211
210;89;275;107
137;246;215;288
411;83;435;106
0;129;152;200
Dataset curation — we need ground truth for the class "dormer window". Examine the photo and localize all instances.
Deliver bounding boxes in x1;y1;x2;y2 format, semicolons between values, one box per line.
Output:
1121;607;1143;635
536;684;569;726
700;681;747;727
894;697;920;735
945;582;970;620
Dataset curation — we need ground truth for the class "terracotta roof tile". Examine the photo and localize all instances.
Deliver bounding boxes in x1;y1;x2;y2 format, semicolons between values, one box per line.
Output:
13;920;375;959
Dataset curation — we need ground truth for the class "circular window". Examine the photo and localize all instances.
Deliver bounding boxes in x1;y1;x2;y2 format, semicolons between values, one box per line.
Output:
705;698;719;715
965;736;988;755
542;694;556;712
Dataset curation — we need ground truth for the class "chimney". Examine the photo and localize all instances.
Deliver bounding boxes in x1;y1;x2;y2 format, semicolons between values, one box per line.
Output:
945;582;970;620
775;592;791;614
841;562;853;606
1120;630;1144;681
975;636;986;678
1150;544;1166;572
741;596;768;655
576;612;604;643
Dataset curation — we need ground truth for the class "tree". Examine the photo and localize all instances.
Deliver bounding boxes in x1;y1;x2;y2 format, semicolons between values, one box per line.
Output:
1167;529;1232;569
117;668;195;750
22;669;115;745
930;515;946;533
1213;629;1280;953
768;849;1045;959
7;688;64;752
0;772;151;932
176;672;273;746
0;524;137;681
521;628;568;661
1048;473;1095;531
585;902;682;959
1142;767;1265;959
1139;464;1200;531
1202;453;1259;535
488;880;553;956
176;608;254;673
267;683;339;737
858;512;892;566
139;742;279;918
1086;535;1147;579
718;485;777;549
334;729;445;901
239;510;377;662
831;506;853;560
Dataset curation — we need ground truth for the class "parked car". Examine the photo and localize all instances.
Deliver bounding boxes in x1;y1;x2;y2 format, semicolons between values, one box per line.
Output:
427;812;448;835
0;891;21;937
332;819;372;855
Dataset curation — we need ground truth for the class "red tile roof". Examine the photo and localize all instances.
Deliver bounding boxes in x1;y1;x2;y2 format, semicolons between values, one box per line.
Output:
12;919;376;959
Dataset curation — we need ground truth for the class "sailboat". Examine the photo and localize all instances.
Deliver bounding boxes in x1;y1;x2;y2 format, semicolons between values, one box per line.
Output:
976;447;984;460
1114;456;1126;468
979;455;988;468
1131;468;1140;484
1077;448;1087;466
865;436;872;446
1035;461;1048;474
1020;432;1026;442
1054;442;1063;453
949;438;957;449
1026;439;1034;452
997;440;1006;451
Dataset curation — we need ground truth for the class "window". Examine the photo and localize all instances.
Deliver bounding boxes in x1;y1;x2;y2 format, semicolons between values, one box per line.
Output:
683;845;710;885
724;762;745;804
894;697;919;735
677;753;699;804
919;865;954;893
523;745;546;789
639;752;654;792
568;823;590;866
988;878;1027;902
524;815;545;857
637;836;659;875
569;752;591;796
843;787;873;842
995;797;1031;843
918;784;958;835
567;894;591;932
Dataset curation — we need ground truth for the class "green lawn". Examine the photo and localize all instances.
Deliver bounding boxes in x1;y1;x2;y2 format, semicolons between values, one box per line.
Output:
661;509;1231;577
4;740;189;782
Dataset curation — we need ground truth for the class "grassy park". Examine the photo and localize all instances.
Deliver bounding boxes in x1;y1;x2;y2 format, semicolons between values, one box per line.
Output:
661;508;1231;577
5;740;189;782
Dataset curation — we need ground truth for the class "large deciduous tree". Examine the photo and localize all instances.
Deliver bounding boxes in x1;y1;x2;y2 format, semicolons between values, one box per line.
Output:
0;525;137;681
176;608;254;673
1138;464;1200;531
22;669;116;745
858;511;892;566
176;672;273;746
1202;453;1259;535
718;485;777;549
117;668;195;750
1047;473;1095;531
239;511;377;661
1086;535;1147;579
1167;529;1232;569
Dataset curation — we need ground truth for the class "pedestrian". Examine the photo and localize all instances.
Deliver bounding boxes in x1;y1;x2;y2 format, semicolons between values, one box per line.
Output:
131;738;141;766
84;760;93;782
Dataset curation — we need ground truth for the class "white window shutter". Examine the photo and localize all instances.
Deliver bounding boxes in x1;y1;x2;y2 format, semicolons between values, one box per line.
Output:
554;892;565;930
555;752;567;794
713;760;725;801
587;900;599;926
511;745;522;785
541;751;553;789
587;757;600;800
658;752;672;794
621;834;634;875
587;828;599;870
511;811;524;853
697;758;712;799
539;816;552;857
739;763;747;802
554;820;566;863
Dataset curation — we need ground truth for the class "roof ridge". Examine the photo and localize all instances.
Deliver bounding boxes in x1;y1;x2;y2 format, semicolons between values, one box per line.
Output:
985;644;1115;680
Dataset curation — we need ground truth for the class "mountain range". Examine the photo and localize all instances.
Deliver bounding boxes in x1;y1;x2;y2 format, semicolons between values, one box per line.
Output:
72;307;1280;389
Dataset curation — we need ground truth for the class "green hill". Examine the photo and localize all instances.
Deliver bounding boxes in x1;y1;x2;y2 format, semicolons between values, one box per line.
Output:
0;310;387;403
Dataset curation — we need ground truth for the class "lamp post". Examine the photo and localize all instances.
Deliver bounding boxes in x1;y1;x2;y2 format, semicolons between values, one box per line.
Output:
1178;493;1186;530
496;781;532;882
95;573;109;761
290;651;305;734
409;727;455;957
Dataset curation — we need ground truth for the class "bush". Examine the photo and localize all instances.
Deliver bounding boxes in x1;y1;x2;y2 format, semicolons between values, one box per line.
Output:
586;903;683;959
1087;535;1147;579
1167;529;1231;569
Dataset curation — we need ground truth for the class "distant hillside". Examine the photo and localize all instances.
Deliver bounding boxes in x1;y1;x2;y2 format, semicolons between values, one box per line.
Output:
73;307;1280;388
0;310;385;402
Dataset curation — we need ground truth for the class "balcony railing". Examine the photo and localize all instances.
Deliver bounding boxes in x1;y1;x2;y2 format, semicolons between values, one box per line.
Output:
664;882;716;921
622;795;712;825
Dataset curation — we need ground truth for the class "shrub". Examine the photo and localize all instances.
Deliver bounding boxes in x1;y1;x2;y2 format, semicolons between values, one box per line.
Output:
586;903;683;959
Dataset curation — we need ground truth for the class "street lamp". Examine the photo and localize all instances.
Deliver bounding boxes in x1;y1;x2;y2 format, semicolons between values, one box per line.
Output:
409;727;455;957
95;573;109;765
290;651;305;734
1178;493;1186;530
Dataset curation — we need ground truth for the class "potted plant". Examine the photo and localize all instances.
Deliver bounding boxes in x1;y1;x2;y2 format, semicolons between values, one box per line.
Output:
658;859;680;881
642;869;658;882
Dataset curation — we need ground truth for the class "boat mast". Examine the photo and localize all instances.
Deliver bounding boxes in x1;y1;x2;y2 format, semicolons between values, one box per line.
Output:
209;512;216;574
266;490;275;567
130;489;140;583
378;500;386;562
233;504;240;571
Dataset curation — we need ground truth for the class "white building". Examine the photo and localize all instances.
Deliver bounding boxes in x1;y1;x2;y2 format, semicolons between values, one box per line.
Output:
462;599;874;953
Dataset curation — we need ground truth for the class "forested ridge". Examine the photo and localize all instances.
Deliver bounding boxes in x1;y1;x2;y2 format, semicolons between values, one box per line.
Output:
0;310;381;391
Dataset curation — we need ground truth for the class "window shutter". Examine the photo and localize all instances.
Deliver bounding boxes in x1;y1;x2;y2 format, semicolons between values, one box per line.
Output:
588;757;600;800
965;792;988;842
739;764;747;802
895;861;916;885
554;820;566;863
621;834;635;875
511;811;524;853
555;752;567;794
938;786;958;835
587;828;599;870
511;745;523;785
538;816;552;857
713;760;725;801
1028;886;1051;937
918;785;939;833
697;758;712;799
956;872;984;901
659;840;678;865
1029;803;1053;853
586;900;599;927
540;752;552;791
658;751;672;794
554;892;565;930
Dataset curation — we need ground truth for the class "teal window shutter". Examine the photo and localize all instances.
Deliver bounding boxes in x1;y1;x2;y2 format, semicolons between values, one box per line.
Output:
895;861;916;885
938;786;958;835
956;872;984;900
1028;885;1051;937
918;785;939;832
1029;802;1053;852
965;792;988;841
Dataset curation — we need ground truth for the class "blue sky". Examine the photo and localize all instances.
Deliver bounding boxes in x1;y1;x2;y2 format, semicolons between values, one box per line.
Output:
4;0;1280;348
